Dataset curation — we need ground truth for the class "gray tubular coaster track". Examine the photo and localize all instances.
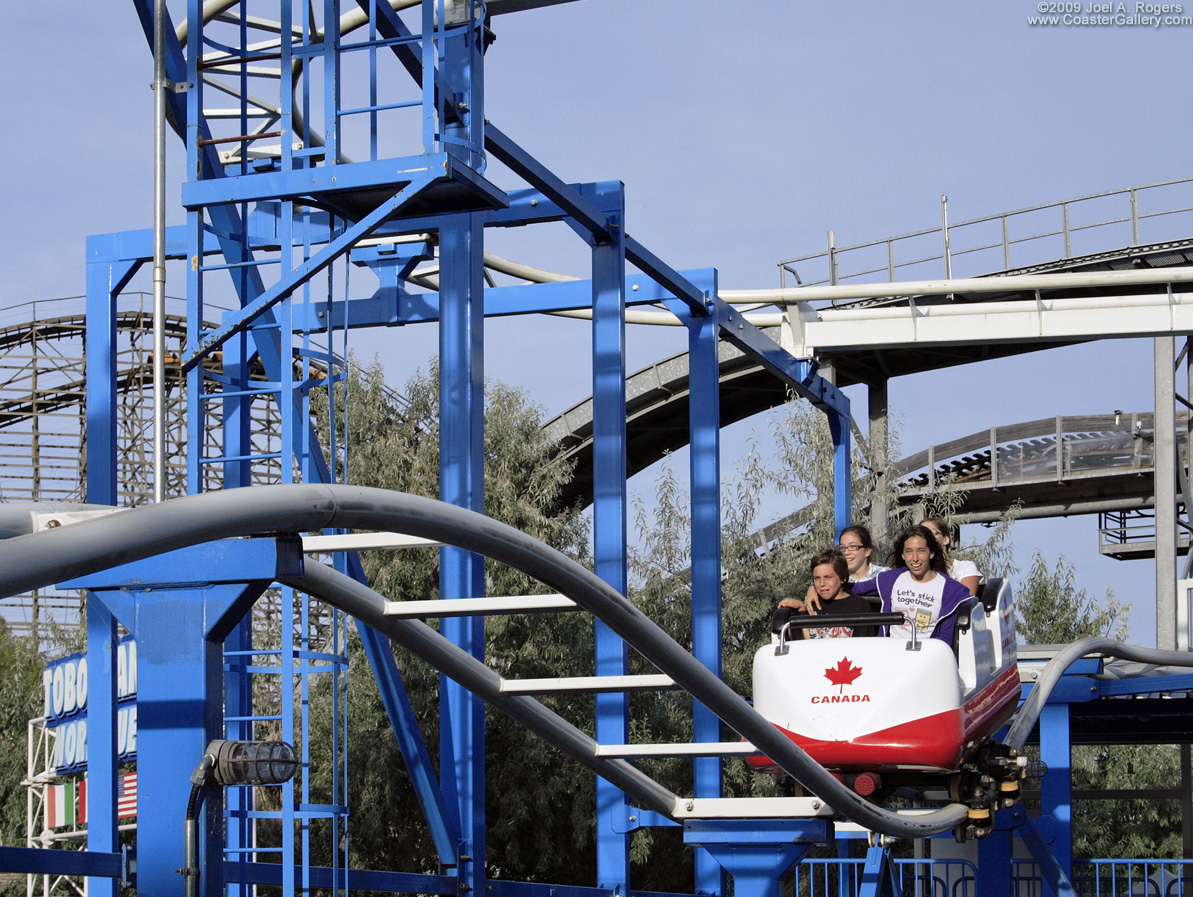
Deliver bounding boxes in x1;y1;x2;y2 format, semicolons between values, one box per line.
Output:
0;483;965;838
8;486;1193;835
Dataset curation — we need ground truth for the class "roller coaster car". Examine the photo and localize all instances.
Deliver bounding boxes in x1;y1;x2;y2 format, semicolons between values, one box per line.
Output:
747;579;1023;819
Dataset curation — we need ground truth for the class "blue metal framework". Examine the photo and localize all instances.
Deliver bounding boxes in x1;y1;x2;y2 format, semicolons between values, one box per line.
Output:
14;3;1168;897
72;2;850;889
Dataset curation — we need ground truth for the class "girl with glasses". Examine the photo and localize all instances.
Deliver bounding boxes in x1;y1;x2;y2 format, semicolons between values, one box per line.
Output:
779;524;888;614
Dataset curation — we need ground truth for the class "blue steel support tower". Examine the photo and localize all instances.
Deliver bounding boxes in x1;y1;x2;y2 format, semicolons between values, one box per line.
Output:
73;3;854;896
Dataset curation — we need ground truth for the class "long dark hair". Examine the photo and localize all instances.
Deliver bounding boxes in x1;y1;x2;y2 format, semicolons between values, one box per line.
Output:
920;517;954;561
888;525;948;574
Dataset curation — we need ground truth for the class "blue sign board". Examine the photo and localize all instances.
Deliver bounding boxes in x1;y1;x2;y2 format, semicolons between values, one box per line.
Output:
42;637;137;774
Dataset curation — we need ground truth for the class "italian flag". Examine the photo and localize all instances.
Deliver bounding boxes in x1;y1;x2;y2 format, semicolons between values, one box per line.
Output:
47;782;75;828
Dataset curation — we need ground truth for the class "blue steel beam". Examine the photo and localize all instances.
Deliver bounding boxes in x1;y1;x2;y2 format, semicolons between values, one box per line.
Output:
179;158;418;207
226;861;457;894
248;185;580;242
489;882;689;897
85;602;121;897
1038;703;1073;896
438;212;487;894
828;410;852;540
292;270;699;331
182;175;438;371
0;847;123;880
124;0;465;876
624;236;706;315
485;125;614;240
684;820;828;897
686;271;726;897
857;844;903;897
177;152;505;210
1014;813;1076;897
66;539;301;897
976;819;1016;897
83;254;139;897
591;200;630;892
711;296;846;416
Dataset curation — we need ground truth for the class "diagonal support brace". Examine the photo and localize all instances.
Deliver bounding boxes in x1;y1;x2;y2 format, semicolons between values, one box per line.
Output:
182;177;435;371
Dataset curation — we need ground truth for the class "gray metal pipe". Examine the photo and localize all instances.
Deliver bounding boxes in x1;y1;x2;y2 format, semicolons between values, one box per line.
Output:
282;562;680;816
1007;637;1193;751
152;0;168;504
0;484;967;837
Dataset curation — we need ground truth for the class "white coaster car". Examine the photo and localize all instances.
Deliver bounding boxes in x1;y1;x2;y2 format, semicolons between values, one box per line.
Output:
747;579;1020;780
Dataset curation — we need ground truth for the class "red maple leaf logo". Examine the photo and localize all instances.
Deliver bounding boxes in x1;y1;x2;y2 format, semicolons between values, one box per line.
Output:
824;657;863;693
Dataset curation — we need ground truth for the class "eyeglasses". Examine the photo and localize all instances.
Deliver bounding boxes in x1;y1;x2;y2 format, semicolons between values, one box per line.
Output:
837;543;866;552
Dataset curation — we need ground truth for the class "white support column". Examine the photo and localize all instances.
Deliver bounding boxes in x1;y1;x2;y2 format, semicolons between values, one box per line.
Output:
868;379;889;547
1156;337;1178;650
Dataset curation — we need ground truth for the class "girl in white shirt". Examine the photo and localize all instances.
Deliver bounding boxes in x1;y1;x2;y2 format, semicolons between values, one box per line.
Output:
920;518;980;596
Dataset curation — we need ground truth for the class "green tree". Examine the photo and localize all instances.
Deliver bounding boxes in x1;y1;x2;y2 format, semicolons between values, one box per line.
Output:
1014;552;1180;861
1071;744;1182;859
306;357;597;886
0;621;45;864
1016;550;1129;644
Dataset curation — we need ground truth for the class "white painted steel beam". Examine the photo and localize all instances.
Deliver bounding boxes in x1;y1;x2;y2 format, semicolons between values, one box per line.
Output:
499;674;676;695
735;265;1193;305
783;290;1193;356
383;595;577;617
303;532;443;552
596;741;757;758
669;797;834;819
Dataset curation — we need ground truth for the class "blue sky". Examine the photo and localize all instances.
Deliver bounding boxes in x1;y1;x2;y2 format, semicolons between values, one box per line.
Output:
2;1;1191;641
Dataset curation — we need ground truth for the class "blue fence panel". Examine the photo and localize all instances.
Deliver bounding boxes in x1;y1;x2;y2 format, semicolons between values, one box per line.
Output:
793;858;977;897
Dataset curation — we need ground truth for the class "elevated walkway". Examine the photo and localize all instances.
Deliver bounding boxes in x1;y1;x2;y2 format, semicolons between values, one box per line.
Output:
893;411;1187;521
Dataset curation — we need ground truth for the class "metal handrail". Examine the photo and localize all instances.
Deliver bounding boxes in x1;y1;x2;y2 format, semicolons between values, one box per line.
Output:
779;176;1193;291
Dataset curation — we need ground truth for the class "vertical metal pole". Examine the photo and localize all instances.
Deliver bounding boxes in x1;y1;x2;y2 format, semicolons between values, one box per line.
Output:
1184;337;1193;579
1182;744;1193;857
90;580;258;897
868;380;889;547
1062;202;1071;259
85;602;119;897
941;195;952;280
439;9;488;886
1002;215;1010;270
185;0;205;497
827;231;838;286
1157;337;1178;650
86;257;138;507
439;212;486;897
689;278;723;897
592;196;630;894
990;427;1000;491
976;826;1014;897
1039;704;1073;896
1130;188;1140;245
84;254;136;897
152;0;168;503
830;409;852;541
1055;416;1064;482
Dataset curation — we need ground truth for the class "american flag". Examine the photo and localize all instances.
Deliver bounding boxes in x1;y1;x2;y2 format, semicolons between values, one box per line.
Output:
117;772;137;819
